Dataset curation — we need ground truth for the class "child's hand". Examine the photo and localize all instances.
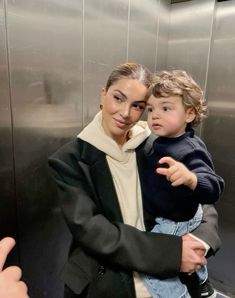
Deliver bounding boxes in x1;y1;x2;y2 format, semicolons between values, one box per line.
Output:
156;156;197;190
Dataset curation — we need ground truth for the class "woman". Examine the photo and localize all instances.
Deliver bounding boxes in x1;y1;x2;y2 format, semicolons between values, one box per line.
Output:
48;63;220;298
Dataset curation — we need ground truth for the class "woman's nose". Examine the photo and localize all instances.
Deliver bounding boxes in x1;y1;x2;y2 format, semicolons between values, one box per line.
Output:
120;104;130;118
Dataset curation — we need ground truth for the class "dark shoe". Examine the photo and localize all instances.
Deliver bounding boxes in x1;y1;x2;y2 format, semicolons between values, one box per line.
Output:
200;279;217;298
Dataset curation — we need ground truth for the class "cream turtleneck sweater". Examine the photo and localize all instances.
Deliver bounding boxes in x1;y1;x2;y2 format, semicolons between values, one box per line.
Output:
78;112;152;298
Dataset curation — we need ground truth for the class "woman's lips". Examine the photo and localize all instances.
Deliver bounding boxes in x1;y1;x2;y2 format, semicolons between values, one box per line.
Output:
114;118;130;128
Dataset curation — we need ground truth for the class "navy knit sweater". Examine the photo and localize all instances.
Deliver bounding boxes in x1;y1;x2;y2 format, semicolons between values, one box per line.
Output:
141;129;225;221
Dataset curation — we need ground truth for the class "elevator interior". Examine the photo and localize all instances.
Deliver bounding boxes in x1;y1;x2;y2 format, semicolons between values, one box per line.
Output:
0;0;234;297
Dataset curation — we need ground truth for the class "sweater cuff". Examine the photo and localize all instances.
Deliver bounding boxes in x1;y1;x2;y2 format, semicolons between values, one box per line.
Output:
195;175;211;193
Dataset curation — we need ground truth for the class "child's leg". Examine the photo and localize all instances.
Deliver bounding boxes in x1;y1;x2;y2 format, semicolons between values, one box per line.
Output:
197;265;208;284
143;218;191;298
143;272;190;298
143;206;204;298
185;205;209;285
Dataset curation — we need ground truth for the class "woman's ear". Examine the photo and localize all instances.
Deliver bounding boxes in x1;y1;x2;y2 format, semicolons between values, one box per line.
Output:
101;87;105;95
186;108;196;123
100;87;105;107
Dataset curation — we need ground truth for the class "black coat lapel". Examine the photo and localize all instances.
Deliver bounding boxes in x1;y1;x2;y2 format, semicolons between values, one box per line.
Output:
79;140;123;223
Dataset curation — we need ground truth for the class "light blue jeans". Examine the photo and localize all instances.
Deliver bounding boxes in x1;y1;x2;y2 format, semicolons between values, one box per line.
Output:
143;205;207;298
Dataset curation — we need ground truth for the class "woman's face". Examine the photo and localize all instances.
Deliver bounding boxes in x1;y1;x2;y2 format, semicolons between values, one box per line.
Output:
101;79;148;145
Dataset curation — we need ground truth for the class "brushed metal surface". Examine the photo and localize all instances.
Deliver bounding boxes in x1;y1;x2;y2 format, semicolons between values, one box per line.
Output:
168;0;235;296
156;0;171;71
83;0;129;125
202;1;235;296
6;0;83;297
167;0;215;88
1;0;235;297
128;0;160;72
0;0;18;244
1;0;164;297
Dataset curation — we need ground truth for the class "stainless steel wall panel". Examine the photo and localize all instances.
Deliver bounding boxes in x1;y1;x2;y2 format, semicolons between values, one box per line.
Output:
167;0;235;296
167;0;215;88
155;0;171;71
128;0;159;72
0;0;17;244
83;0;128;126
6;0;235;297
2;0;166;297
202;1;235;296
7;0;83;132
6;1;83;297
206;2;235;107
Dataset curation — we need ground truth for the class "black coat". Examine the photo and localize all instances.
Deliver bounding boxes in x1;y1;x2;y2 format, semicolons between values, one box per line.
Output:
48;136;220;298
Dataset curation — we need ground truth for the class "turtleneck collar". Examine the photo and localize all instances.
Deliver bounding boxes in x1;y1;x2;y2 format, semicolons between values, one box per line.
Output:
78;111;151;162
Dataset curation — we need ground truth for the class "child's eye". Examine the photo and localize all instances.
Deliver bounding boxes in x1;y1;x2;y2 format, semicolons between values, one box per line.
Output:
147;107;153;113
163;106;170;111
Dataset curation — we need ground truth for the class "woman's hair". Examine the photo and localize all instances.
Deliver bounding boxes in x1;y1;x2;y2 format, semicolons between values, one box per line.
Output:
105;63;153;92
148;70;208;127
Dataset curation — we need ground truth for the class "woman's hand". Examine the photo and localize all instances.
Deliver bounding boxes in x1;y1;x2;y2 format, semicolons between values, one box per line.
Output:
181;234;207;273
0;237;29;298
156;156;197;190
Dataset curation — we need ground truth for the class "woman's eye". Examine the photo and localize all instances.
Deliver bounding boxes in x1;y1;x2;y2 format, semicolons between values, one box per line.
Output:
114;95;122;101
133;103;145;111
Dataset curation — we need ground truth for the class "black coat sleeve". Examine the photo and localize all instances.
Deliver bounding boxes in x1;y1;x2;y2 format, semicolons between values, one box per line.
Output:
191;204;221;256
48;141;182;279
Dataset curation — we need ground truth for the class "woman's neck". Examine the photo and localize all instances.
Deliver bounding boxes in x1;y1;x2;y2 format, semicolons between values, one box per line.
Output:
102;125;129;147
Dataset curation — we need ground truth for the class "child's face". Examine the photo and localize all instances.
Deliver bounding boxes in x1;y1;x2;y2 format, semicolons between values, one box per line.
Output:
147;95;195;137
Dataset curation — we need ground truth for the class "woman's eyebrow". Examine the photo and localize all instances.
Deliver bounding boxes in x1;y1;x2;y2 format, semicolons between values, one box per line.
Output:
113;89;127;99
113;90;146;103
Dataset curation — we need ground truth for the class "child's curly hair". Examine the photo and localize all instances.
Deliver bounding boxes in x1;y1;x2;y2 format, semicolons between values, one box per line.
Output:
146;70;208;127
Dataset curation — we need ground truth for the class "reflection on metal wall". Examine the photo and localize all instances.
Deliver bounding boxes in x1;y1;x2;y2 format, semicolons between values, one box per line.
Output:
0;0;18;252
203;1;235;296
156;0;171;71
167;0;215;88
83;0;129;125
128;0;159;71
167;0;235;296
3;0;235;297
6;1;84;297
0;1;169;297
3;0;235;298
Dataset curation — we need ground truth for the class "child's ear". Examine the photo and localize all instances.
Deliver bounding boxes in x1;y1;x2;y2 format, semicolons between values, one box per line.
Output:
186;108;196;123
